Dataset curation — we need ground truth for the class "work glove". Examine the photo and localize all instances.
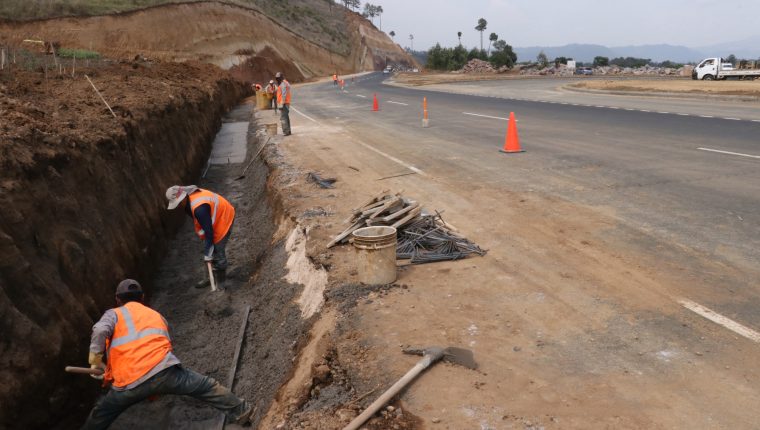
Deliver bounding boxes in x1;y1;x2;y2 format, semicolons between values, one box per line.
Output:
203;245;214;262
88;352;105;380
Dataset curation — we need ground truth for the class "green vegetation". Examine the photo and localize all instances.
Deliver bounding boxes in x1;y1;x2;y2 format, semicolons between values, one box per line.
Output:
425;40;516;71
610;57;651;68
593;56;609;67
57;48;101;59
474;18;487;51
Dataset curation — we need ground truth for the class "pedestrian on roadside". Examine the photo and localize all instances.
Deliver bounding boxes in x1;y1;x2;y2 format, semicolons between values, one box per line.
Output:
165;185;235;290
275;71;292;136
81;279;252;429
340;79;345;91
332;72;338;87
265;79;278;113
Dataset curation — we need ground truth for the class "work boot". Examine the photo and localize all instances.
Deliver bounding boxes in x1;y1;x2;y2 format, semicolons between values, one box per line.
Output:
232;401;253;425
195;278;210;289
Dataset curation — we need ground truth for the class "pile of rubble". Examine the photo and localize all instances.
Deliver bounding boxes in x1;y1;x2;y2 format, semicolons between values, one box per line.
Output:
462;59;495;73
328;191;486;264
519;64;694;77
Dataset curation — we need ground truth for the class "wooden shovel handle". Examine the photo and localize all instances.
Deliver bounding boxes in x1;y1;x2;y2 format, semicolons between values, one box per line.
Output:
65;366;104;375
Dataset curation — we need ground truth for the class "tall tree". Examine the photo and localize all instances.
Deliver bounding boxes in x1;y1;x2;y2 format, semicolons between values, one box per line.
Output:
457;31;462;45
536;50;549;69
409;34;414;51
389;30;396;42
375;5;383;29
475;18;487;51
488;32;498;55
363;3;376;22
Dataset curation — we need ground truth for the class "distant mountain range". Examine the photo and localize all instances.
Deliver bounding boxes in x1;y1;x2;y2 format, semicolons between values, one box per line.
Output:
515;36;760;64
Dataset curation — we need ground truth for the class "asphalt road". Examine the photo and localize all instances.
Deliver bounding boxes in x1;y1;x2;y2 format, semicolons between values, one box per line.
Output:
295;72;760;327
296;74;760;286
289;73;760;427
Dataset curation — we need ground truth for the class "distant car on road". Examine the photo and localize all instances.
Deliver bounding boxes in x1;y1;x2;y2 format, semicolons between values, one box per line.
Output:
575;67;593;75
382;67;391;74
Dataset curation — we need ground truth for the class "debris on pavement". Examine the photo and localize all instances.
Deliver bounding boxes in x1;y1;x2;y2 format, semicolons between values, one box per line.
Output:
327;191;487;264
307;172;337;188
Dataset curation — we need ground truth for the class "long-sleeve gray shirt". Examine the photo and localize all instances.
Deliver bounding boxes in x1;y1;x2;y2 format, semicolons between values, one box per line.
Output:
90;307;180;391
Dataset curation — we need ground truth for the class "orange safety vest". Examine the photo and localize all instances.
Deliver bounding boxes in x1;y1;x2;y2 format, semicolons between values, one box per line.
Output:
277;80;292;105
189;189;235;244
104;302;172;388
332;74;337;81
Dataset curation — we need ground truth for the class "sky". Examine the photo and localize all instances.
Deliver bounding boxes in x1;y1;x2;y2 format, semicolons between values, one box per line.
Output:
364;0;760;50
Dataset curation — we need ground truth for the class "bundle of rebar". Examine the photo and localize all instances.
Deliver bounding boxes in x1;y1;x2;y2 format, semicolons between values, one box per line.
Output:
328;190;486;265
396;213;486;264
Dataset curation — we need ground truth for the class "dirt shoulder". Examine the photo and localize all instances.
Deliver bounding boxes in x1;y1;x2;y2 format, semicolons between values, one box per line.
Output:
392;71;522;86
567;78;760;98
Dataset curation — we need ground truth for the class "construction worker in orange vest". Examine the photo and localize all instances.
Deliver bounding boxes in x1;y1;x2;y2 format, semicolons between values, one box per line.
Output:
265;79;278;113
332;72;338;86
165;185;236;289
275;71;292;136
82;279;252;429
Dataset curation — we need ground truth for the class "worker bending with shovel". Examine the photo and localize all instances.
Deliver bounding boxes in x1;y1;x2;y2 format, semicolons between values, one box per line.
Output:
166;185;235;291
82;279;252;429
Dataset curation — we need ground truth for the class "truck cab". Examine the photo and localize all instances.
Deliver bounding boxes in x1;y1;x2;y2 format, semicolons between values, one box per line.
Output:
693;58;721;80
693;57;760;80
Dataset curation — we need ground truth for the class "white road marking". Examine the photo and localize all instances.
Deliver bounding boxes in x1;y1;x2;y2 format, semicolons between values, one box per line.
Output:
462;112;510;121
658;111;670;114
625;108;635;111
679;299;760;343
697;147;760;159
291;107;318;123
700;115;714;118
355;141;425;175
723;117;742;121
595;105;606;108
752;120;760;123
677;113;690;116
356;94;367;98
640;109;651;112
387;101;409;106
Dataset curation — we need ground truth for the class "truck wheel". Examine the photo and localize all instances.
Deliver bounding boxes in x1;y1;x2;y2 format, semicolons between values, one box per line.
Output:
703;74;714;81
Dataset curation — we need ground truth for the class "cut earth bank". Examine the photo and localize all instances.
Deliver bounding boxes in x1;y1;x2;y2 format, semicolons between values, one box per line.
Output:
0;61;247;428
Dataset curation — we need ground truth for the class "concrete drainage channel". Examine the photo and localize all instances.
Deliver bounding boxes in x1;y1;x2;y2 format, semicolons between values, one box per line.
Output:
108;102;316;429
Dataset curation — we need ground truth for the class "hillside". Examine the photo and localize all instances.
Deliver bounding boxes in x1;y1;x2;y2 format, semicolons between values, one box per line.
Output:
0;0;415;82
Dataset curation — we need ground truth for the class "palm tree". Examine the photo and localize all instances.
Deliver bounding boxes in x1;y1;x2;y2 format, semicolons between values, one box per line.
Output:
409;34;414;51
488;33;498;55
376;5;383;30
389;30;396;42
475;18;487;51
457;31;462;46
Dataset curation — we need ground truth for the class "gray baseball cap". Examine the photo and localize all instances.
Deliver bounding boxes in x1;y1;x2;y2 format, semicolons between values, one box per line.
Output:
116;279;143;296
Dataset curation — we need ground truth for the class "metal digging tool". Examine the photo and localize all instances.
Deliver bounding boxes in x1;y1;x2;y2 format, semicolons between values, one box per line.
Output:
343;346;476;430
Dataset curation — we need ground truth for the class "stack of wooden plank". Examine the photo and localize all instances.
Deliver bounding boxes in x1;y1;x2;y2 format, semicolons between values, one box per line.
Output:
327;190;421;248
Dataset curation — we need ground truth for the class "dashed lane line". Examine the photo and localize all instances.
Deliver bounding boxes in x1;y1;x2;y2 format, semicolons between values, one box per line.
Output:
355;141;425;176
679;299;760;343
697;147;760;159
462;112;510;121
291;107;318;123
387;101;409;106
356;94;367;98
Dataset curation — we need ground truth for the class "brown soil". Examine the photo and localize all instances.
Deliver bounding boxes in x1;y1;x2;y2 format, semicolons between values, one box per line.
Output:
393;70;523;86
0;2;416;84
0;61;246;429
569;78;760;97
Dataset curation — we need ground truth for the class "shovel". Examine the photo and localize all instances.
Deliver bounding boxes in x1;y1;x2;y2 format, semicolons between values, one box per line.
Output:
343;346;476;430
207;261;218;292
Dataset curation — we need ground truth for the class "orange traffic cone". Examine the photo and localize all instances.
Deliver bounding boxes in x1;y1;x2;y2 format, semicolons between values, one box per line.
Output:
372;93;379;111
422;97;429;128
500;112;524;153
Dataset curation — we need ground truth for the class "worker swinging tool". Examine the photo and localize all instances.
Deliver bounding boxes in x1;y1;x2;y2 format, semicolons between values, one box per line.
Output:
165;185;236;291
67;279;253;429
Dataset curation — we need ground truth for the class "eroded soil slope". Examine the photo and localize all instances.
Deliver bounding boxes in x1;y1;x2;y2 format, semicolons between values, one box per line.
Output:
0;61;246;429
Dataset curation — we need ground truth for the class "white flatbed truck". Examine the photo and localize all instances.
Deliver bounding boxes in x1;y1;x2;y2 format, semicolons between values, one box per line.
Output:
692;57;760;80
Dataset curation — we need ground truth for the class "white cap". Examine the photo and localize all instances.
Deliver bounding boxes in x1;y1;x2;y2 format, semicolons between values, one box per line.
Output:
165;185;198;209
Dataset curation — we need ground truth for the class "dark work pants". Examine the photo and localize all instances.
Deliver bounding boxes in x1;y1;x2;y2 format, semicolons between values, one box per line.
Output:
81;365;245;430
280;104;291;135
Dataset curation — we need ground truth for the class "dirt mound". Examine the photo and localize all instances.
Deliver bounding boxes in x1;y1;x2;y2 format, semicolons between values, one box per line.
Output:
0;2;416;83
0;61;246;429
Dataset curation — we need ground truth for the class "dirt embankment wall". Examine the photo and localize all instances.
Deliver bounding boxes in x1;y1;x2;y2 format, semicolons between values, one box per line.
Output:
0;2;416;84
0;61;246;429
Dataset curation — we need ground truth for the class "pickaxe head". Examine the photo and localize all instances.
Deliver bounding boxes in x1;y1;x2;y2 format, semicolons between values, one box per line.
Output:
403;346;478;370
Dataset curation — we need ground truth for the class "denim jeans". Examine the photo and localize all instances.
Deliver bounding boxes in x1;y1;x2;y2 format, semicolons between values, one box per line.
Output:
280;104;291;135
81;365;245;430
212;226;232;272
